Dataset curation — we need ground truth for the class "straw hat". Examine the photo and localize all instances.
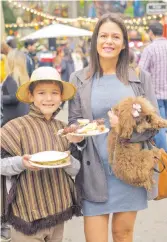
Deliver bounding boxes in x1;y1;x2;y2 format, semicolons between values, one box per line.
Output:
16;66;76;103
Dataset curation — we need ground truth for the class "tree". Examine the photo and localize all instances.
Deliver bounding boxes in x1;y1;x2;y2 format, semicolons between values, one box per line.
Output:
2;1;16;24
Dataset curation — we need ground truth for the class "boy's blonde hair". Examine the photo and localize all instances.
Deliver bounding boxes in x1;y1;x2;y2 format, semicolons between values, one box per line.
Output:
6;49;29;86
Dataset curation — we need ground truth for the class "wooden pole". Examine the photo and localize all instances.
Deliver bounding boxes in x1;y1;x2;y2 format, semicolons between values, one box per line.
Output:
0;1;6;41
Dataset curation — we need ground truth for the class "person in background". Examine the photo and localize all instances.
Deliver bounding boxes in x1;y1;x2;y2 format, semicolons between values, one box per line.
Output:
2;49;29;126
71;48;84;71
0;54;7;83
139;22;167;152
129;49;140;75
1;36;16;58
6;36;17;49
1;42;14;83
24;39;36;77
1;42;12;56
37;44;55;67
54;47;63;74
76;47;89;68
61;48;75;82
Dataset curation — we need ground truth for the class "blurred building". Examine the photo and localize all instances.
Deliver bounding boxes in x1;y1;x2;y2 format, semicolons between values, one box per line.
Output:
55;1;95;18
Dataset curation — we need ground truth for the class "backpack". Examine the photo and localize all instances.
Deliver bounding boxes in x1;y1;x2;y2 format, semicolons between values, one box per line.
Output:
154;149;167;200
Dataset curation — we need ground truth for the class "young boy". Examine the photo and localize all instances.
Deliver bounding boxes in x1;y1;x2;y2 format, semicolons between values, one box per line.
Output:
1;66;81;242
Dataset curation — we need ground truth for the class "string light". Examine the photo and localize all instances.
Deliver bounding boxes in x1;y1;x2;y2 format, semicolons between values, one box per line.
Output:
7;0;56;21
5;22;46;28
5;0;164;31
5;22;158;32
6;0;163;26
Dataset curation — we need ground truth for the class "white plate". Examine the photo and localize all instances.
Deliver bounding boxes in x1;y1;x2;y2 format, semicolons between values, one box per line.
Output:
70;128;109;137
29;160;71;169
30;151;68;163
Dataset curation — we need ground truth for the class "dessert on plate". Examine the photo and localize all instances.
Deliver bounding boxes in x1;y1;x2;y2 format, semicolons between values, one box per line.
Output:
30;151;70;167
57;119;108;136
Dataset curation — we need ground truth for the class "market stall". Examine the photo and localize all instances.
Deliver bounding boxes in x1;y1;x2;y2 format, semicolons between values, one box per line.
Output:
21;23;93;40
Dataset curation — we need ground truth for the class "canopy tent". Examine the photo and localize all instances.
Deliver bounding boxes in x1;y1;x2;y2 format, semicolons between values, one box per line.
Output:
21;23;93;41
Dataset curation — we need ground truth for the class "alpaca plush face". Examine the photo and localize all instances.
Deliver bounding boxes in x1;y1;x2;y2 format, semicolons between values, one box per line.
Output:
112;96;157;139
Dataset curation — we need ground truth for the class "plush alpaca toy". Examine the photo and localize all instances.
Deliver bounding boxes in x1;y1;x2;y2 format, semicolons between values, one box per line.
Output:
108;96;167;190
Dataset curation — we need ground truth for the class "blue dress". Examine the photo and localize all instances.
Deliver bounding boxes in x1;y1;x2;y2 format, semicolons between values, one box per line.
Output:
82;74;148;216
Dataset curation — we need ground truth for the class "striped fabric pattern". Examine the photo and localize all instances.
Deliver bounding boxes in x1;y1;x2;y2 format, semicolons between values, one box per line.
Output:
1;105;80;229
139;38;167;99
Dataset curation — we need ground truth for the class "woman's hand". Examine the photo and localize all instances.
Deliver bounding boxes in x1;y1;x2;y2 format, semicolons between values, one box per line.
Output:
108;110;119;128
66;134;84;144
22;154;41;171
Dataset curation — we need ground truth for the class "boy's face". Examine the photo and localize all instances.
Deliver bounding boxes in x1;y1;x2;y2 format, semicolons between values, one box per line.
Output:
30;82;62;120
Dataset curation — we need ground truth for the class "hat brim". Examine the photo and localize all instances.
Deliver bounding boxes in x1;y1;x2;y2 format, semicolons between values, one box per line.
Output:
16;79;76;103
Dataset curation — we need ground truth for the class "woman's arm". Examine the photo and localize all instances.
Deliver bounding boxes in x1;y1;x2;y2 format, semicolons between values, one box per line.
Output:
63;155;81;176
68;72;83;125
129;70;159;143
129;130;158;143
68;72;86;147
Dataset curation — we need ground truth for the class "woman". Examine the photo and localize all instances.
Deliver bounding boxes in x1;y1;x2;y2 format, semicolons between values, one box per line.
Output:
68;14;159;242
2;49;29;126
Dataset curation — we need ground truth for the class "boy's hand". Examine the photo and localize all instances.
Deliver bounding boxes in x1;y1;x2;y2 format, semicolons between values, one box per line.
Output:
66;134;84;144
108;110;119;128
22;154;40;171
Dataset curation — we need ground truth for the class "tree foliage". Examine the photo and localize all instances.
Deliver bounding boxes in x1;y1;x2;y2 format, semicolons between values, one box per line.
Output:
2;1;16;24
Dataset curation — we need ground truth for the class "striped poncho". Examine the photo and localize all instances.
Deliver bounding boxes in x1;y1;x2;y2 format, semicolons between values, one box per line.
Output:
1;104;81;234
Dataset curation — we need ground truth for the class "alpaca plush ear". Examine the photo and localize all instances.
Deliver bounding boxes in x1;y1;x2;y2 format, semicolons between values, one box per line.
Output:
149;113;167;129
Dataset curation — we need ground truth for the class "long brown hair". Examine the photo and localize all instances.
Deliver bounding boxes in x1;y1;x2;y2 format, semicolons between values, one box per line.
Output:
89;13;129;84
6;49;29;86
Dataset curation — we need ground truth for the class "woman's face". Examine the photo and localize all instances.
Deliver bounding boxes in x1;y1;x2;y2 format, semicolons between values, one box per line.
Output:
97;21;125;60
